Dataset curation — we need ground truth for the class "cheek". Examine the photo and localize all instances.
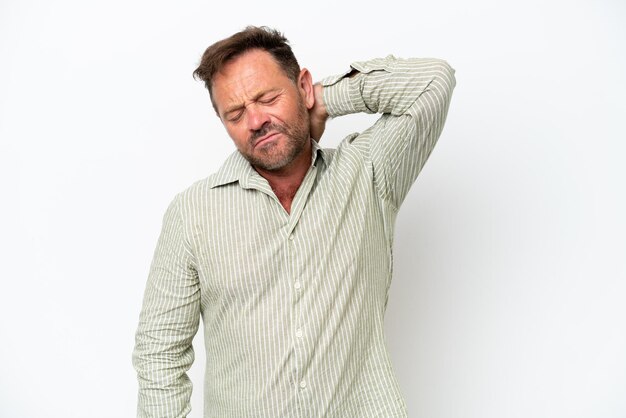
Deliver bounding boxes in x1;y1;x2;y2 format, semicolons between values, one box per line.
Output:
225;125;247;145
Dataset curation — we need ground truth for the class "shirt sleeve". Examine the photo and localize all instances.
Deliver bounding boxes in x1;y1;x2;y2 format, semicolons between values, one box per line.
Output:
132;194;201;418
321;55;456;209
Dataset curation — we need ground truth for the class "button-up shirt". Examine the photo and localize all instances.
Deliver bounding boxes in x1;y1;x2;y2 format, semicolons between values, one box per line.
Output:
133;55;456;417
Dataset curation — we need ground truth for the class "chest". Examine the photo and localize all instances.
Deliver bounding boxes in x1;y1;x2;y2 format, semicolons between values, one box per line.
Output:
188;161;393;309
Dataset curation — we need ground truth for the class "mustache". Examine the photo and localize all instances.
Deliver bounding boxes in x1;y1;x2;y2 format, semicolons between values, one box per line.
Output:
249;123;287;146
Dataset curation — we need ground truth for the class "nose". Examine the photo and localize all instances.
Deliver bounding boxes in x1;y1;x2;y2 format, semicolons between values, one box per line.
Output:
246;104;270;132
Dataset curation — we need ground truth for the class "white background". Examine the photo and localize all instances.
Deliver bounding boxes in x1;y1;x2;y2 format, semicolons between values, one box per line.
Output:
1;0;625;417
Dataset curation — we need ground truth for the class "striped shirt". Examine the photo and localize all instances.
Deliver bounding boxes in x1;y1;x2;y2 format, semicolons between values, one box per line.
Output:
133;55;455;417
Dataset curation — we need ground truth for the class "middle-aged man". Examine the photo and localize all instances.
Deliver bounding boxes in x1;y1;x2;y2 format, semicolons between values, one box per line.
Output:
133;26;456;417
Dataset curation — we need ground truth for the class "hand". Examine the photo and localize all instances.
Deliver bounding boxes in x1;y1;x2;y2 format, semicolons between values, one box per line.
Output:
309;83;328;142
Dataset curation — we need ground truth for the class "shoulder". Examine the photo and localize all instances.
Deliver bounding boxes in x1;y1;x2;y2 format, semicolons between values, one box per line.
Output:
167;151;243;213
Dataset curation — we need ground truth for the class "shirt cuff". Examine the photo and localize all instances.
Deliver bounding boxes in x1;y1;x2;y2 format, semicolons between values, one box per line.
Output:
320;56;397;118
320;68;369;118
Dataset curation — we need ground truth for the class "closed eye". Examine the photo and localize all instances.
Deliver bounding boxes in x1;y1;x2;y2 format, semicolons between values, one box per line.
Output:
227;110;244;122
258;95;279;105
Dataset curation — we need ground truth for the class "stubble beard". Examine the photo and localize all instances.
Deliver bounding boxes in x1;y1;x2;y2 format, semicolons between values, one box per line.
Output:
243;99;310;172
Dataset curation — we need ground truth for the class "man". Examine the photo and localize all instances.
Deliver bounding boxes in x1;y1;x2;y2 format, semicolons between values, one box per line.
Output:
133;26;455;417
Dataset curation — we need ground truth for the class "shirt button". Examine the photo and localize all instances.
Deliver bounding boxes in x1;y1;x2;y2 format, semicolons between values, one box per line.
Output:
289;234;294;241
294;281;301;290
295;328;303;338
299;380;307;389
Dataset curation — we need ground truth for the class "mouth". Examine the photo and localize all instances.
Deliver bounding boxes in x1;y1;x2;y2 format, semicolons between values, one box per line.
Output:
254;132;280;148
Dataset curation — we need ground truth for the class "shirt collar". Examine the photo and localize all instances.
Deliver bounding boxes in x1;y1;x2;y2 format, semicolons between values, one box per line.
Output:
208;138;327;189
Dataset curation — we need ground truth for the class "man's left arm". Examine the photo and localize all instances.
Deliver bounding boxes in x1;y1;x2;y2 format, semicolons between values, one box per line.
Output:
317;55;456;209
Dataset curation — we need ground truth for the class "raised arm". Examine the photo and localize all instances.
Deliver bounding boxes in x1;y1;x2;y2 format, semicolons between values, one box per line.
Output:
132;195;201;417
317;55;456;209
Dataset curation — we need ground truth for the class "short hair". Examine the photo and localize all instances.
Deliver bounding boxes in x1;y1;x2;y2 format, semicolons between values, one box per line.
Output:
193;26;301;112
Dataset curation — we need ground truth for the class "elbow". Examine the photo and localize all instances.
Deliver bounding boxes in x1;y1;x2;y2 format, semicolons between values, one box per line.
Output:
434;59;456;94
427;59;456;105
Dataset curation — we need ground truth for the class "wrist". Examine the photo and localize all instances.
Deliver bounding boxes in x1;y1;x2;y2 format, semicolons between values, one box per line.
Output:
309;83;328;142
313;83;328;120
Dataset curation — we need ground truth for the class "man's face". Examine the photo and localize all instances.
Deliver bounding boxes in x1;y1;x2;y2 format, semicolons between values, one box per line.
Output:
212;49;313;172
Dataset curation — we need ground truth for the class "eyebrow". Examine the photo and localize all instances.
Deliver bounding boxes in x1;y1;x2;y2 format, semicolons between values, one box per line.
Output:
223;89;281;116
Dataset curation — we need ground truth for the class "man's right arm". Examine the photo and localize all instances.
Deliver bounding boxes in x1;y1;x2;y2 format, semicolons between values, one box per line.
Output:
133;194;201;418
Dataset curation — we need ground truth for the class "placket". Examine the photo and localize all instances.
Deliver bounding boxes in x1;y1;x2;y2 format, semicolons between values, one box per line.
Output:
284;164;319;413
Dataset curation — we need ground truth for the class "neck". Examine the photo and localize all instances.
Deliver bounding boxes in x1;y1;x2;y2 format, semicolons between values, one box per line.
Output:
254;140;313;213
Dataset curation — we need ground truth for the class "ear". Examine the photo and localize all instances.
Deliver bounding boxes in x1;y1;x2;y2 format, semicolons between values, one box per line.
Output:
297;68;315;110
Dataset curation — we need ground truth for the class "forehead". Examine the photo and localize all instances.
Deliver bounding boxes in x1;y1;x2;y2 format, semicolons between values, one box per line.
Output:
212;50;294;114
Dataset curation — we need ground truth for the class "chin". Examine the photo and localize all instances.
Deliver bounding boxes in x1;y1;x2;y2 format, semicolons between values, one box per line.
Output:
244;134;308;171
